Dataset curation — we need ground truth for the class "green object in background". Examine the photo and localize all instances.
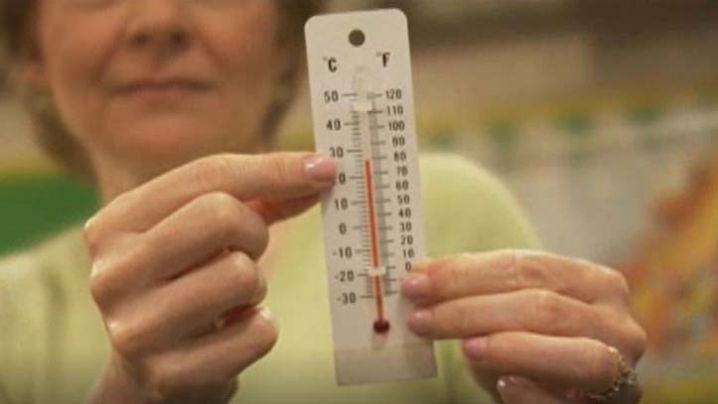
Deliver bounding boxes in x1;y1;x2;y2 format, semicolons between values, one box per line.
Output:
555;111;593;138
425;129;454;150
626;103;664;126
555;111;594;166
0;172;98;255
487;120;519;170
626;103;666;153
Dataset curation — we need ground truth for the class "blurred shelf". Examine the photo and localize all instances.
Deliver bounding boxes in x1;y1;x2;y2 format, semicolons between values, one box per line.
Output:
328;0;718;48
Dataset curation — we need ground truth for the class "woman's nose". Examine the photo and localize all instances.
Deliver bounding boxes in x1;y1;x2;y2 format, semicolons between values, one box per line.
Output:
125;0;190;53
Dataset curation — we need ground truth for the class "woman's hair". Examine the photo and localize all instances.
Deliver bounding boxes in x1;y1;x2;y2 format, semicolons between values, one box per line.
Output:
0;0;326;180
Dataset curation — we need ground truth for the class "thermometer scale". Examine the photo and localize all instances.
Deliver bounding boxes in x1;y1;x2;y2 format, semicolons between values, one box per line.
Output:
305;9;436;385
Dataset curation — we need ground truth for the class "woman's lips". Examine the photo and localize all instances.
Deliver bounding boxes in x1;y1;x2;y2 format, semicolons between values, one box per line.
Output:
114;79;214;100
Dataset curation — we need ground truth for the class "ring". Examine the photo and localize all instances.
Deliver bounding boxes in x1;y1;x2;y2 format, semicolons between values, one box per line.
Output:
587;346;641;403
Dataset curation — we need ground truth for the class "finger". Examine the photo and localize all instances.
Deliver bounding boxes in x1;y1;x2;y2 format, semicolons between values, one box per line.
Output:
497;376;572;404
408;289;612;342
86;152;336;241
143;308;276;402
156;307;278;394
403;250;630;306
407;288;647;362
462;332;621;395
89;192;269;294
146;192;269;280
163;251;266;332
105;252;265;357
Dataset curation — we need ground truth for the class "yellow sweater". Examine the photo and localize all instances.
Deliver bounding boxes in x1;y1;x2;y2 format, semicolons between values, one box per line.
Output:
0;154;539;403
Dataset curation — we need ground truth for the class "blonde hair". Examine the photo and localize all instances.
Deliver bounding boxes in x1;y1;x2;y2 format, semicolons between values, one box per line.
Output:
0;0;326;180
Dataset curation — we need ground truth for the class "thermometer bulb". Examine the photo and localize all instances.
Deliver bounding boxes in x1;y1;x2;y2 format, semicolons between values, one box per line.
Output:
373;319;391;334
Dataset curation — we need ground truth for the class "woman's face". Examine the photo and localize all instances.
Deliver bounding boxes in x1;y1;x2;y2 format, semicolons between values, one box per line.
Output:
27;0;286;174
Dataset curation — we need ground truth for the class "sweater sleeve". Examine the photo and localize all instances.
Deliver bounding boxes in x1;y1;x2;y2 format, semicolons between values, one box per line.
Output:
0;277;12;404
419;153;541;403
0;253;47;404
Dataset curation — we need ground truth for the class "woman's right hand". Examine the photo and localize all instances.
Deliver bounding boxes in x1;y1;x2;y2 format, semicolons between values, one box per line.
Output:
84;153;336;404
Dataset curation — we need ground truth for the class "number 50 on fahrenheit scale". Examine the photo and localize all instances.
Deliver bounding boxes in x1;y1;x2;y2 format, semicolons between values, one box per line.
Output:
305;9;436;385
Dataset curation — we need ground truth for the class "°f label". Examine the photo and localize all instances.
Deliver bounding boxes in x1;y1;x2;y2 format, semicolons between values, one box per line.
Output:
305;9;436;385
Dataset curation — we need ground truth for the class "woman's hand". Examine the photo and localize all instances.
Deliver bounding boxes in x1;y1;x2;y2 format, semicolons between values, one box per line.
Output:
401;250;646;404
84;153;336;404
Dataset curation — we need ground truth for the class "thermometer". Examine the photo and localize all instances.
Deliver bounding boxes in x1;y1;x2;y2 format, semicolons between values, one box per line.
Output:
305;9;436;385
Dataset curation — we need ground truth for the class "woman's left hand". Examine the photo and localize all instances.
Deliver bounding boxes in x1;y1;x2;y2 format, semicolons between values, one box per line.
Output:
401;250;646;404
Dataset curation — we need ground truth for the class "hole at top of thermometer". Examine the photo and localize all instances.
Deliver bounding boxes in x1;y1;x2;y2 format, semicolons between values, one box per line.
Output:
351;67;391;335
349;29;365;47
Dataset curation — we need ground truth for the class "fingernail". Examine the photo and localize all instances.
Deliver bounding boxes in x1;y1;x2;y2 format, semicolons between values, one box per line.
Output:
411;259;431;273
303;154;337;182
83;215;96;232
408;309;433;336
463;337;488;361
89;258;109;278
498;375;525;390
496;377;508;392
257;306;279;328
401;273;431;300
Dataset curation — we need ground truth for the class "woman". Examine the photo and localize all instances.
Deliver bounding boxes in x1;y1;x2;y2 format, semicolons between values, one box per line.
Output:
0;1;646;403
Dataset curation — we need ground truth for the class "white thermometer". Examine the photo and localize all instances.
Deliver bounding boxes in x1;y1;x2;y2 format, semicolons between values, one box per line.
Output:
305;9;436;385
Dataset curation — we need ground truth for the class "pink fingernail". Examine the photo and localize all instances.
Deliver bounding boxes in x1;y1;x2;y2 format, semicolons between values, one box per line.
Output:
407;309;433;336
401;273;431;300
258;307;273;322
411;259;431;271
506;376;523;386
463;337;488;361
303;154;337;182
496;377;508;391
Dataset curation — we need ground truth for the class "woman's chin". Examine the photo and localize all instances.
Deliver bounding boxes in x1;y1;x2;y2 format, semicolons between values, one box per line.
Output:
106;120;231;173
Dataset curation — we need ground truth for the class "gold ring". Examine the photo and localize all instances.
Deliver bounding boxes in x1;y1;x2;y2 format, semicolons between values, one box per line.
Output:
587;346;640;403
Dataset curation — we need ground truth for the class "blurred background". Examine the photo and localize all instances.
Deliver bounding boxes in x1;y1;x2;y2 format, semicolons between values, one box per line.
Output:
2;1;718;402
